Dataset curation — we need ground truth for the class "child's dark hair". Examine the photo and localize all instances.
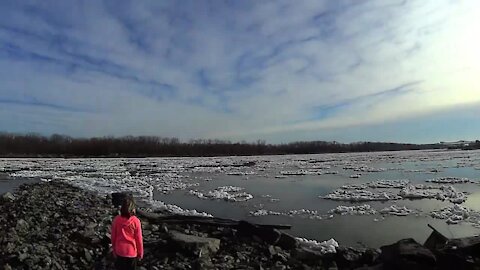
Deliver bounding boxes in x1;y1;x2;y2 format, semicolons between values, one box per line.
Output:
120;196;136;218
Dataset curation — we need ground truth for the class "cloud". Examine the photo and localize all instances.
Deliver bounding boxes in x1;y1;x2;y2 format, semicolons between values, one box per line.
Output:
0;0;479;142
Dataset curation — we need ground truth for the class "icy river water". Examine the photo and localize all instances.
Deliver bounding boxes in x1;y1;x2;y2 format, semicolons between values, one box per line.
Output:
1;149;480;247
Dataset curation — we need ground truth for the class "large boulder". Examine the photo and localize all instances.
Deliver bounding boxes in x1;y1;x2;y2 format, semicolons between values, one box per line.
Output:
1;192;15;203
168;230;221;257
435;235;480;270
276;232;299;250
237;220;281;245
378;238;436;270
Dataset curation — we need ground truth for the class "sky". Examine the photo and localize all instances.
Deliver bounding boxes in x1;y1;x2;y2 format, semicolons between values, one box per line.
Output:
0;0;479;143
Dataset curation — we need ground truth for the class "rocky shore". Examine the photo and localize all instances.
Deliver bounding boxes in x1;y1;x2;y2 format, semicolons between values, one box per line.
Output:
0;182;479;270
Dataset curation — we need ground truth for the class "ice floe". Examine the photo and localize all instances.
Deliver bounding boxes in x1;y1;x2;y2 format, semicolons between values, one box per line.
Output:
189;186;253;202
328;204;377;215
323;189;401;202
430;204;480;225
379;205;414;216
249;208;324;219
280;169;324;176
426;177;475;184
296;238;339;254
250;209;283;216
399;185;467;203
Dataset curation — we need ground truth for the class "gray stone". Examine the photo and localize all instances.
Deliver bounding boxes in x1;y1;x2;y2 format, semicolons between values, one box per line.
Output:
293;247;325;266
15;219;29;235
277;232;298;250
169;230;221;257
34;244;50;256
379;238;436;270
19;252;28;261
1;192;15;202
327;261;338;270
84;248;92;262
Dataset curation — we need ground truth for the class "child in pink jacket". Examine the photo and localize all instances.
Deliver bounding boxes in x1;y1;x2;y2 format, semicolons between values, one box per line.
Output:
111;197;143;270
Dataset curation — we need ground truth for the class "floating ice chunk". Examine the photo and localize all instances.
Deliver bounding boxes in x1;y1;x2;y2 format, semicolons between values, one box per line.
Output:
431;204;471;224
343;165;385;172
296;237;339;254
399;185;437;199
189;186;253;202
398;184;467;203
148;199;213;217
328;204;377;215
426;177;474;184
274;175;288;179
287;209;319;216
349;174;361;178
379;205;414;216
280;169;323;176
323;189;401;202
438;186;467;203
249;209;282;216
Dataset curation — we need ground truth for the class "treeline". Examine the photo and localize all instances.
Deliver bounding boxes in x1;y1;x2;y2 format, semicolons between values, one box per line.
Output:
0;133;444;157
462;140;480;150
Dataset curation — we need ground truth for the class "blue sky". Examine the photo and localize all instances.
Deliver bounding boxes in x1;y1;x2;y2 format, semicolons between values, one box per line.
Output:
0;0;479;143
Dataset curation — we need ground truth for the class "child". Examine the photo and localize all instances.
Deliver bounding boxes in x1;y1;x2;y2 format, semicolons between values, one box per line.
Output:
111;197;144;270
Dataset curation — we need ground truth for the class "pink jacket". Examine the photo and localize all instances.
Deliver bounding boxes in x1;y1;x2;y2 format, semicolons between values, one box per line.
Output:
111;215;143;259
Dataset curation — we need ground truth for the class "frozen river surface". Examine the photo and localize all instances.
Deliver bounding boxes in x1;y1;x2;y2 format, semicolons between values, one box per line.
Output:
2;149;480;247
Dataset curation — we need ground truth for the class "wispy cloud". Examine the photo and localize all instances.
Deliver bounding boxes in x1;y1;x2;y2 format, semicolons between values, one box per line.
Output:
0;0;479;142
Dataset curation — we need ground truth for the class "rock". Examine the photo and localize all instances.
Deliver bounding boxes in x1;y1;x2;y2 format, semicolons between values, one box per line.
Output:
327;261;338;270
362;248;381;265
1;192;15;203
379;238;436;270
293;247;325;266
34;244;50;256
151;224;159;232
272;262;287;270
18;252;28;261
168;230;221;257
335;247;364;269
84;248;92;262
277;232;298;250
237;221;281;245
15;219;29;235
268;245;280;256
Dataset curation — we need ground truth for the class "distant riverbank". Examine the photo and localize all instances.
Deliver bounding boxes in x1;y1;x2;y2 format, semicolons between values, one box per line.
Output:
0;132;458;158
